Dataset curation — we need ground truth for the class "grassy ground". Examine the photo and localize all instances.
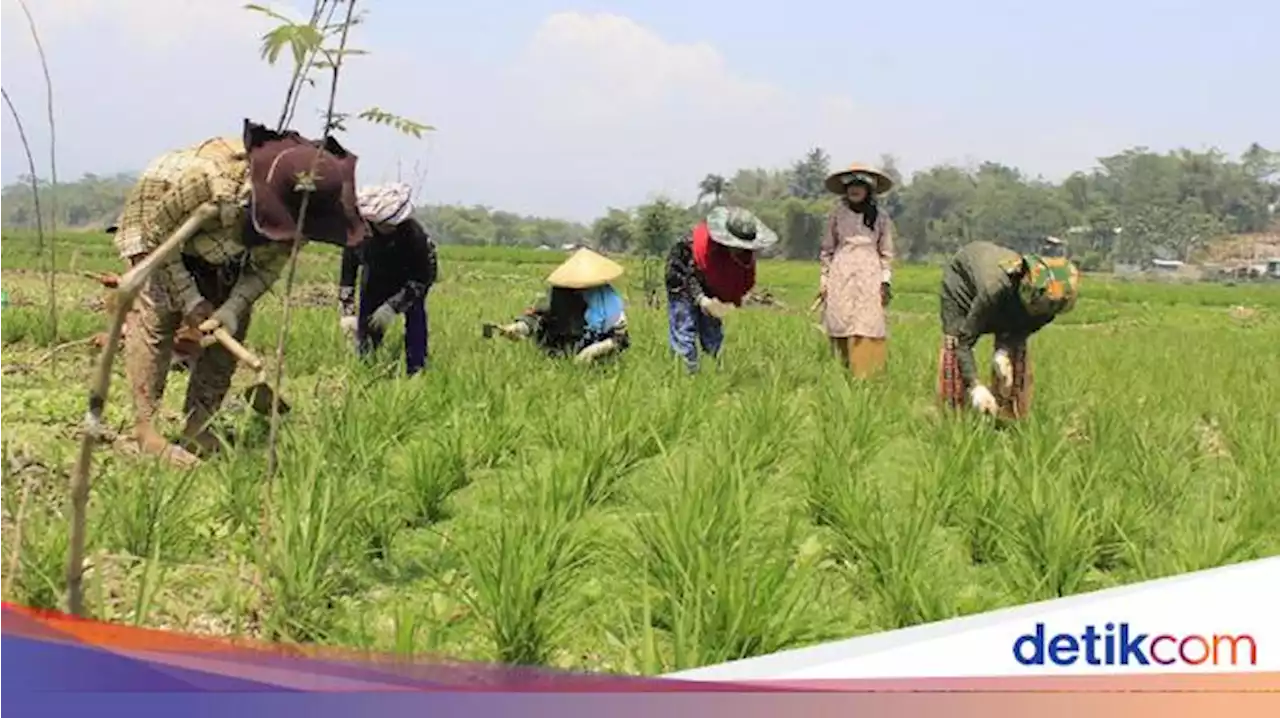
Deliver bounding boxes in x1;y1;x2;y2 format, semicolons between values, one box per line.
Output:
2;230;1278;673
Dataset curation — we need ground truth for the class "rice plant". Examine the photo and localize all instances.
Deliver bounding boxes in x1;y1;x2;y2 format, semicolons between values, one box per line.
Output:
1;236;1276;671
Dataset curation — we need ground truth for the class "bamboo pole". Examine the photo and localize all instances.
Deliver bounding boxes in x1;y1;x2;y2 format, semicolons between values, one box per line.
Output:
65;202;219;616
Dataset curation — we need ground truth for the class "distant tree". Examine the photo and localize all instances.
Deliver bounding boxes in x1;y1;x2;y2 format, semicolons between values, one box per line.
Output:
591;208;635;252
789;147;830;200
696;174;730;206
635;198;684;306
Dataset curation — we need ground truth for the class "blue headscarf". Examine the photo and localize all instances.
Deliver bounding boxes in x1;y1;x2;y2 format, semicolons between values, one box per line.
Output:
582;284;625;334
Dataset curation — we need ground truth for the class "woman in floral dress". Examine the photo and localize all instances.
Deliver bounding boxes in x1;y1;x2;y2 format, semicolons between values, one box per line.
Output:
819;163;896;378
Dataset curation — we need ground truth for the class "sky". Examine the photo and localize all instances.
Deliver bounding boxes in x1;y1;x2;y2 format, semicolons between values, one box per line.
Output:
2;0;1277;222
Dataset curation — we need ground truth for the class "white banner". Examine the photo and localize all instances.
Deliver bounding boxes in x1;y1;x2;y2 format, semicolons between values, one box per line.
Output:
669;557;1279;680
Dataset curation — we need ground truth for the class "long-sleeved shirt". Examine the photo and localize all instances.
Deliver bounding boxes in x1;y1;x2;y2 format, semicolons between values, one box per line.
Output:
514;288;630;357
665;233;710;303
339;218;437;314
941;241;1056;387
114;136;287;312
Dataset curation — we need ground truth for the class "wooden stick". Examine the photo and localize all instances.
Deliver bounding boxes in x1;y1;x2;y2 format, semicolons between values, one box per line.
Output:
65;202;218;617
205;328;264;371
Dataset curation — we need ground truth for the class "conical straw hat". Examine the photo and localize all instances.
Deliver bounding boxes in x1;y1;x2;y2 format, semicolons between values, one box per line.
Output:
546;248;624;289
825;162;894;195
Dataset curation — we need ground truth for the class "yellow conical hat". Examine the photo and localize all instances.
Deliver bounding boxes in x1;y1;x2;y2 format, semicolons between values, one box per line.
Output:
546;248;624;289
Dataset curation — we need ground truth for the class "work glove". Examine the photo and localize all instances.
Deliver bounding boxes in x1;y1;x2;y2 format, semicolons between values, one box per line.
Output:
969;384;1000;416
575;338;618;364
367;302;398;333
992;348;1014;392
698;295;731;319
499;322;530;340
183;295;215;329
199;295;250;338
881;282;893;307
339;315;358;337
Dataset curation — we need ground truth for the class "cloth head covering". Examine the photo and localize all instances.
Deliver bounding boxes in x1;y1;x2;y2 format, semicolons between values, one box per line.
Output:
357;182;416;226
583;284;626;334
243;119;363;248
825;163;894;195
1018;254;1081;316
546;248;625;289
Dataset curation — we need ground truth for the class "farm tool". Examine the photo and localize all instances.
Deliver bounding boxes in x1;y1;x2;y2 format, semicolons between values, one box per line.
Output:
198;327;292;417
84;270;203;368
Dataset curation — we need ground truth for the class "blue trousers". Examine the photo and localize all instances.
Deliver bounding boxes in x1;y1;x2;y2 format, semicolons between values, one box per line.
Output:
357;293;429;376
667;296;723;371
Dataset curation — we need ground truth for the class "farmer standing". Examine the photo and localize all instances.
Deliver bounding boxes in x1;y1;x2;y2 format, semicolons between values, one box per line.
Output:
937;241;1081;419
338;182;438;375
664;206;778;372
820;163;896;378
489;248;630;363
113;120;362;467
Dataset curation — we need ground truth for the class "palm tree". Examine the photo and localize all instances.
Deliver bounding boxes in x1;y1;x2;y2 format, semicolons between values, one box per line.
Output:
697;174;729;206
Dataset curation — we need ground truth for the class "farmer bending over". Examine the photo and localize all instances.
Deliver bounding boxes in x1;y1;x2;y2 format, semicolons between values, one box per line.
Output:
488;248;630;363
338;182;438;375
113;120;362;467
937;241;1080;419
665;206;778;373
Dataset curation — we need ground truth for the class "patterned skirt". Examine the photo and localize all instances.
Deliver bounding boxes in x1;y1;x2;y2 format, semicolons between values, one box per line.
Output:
937;336;1034;419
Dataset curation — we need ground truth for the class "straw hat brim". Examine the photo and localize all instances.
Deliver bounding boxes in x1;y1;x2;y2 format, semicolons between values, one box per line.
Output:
546;248;625;289
825;165;894;195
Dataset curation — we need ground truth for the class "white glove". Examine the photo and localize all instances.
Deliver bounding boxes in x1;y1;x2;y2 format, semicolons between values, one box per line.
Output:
969;385;1000;415
992;349;1014;391
500;322;531;340
698;295;731;319
339;315;358;337
575;338;618;364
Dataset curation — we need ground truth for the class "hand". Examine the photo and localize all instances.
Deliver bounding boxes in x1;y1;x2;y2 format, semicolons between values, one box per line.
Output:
698;295;731;319
880;282;892;307
992;349;1014;391
501;322;531;340
183;298;215;329
367;302;398;332
575;338;618;364
199;303;241;338
339;315;358;337
969;385;1000;416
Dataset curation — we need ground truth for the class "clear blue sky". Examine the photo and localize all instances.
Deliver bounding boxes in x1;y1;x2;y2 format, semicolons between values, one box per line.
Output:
2;0;1276;220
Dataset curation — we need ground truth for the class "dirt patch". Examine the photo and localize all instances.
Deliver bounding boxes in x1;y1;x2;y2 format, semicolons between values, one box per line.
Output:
1229;305;1260;321
1195;417;1231;460
743;289;789;309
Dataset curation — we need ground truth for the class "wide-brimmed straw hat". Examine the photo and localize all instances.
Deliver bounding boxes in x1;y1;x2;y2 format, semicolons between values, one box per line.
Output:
706;206;778;251
825;163;894;195
1018;254;1081;316
546;248;625;289
243;120;363;248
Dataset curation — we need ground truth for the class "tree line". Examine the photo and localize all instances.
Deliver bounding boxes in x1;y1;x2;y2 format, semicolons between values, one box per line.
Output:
3;143;1276;269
